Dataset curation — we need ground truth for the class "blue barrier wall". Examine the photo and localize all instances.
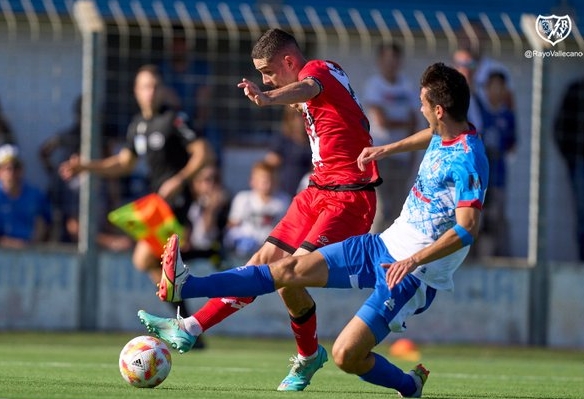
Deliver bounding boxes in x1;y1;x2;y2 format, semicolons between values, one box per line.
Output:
1;249;582;348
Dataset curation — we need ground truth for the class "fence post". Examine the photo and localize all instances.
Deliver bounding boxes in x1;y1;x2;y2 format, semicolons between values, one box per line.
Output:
73;0;104;330
521;14;550;346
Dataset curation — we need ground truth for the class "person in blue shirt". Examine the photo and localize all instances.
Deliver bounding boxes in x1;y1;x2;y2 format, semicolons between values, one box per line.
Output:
477;70;516;257
141;62;489;397
0;144;51;248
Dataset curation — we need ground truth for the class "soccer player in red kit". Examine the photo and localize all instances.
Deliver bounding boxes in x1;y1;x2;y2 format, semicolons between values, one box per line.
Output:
139;28;381;391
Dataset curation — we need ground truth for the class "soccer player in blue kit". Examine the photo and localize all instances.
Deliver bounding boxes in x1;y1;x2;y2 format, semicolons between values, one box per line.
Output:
148;62;489;397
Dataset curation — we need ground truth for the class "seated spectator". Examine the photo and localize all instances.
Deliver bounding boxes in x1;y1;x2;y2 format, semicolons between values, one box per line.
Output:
223;160;290;259
181;164;231;269
0;144;51;248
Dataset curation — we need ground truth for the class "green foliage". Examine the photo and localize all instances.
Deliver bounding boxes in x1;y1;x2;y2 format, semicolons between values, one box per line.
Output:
0;333;582;398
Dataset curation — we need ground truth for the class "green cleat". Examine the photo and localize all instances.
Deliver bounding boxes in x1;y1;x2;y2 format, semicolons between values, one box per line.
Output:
399;363;430;398
137;309;196;354
277;345;328;391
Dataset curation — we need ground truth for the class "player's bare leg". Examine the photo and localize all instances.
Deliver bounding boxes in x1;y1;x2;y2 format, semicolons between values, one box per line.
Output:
333;317;429;398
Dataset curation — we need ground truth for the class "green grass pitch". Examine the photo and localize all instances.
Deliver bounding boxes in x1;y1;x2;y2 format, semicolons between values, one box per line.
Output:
0;332;582;398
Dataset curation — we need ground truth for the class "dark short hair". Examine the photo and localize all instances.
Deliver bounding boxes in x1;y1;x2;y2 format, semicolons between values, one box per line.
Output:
420;62;470;122
251;28;300;61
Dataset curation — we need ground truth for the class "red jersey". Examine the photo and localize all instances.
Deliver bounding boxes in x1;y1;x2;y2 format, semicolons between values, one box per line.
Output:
299;60;381;189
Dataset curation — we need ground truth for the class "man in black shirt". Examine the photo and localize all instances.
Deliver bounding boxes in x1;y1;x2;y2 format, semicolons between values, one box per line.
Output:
60;64;215;314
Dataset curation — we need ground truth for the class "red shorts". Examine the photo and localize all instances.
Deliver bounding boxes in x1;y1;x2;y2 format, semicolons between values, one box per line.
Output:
266;186;376;253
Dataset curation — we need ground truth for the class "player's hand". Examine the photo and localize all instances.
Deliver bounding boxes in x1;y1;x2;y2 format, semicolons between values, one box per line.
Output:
158;175;184;200
237;78;270;106
381;257;419;289
357;146;386;171
59;154;81;181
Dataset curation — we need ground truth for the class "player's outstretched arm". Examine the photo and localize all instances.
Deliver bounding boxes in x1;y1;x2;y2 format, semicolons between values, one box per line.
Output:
358;127;433;171
237;78;320;107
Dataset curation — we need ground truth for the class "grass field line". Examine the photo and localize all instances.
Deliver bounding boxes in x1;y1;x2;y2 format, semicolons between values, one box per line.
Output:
2;359;582;384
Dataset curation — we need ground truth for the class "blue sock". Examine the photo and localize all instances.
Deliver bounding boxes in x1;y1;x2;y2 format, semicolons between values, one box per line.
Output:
181;265;276;298
359;353;416;395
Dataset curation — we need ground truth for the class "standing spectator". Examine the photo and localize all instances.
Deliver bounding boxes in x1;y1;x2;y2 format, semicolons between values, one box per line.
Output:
453;48;483;133
59;64;215;316
38;96;82;242
363;41;419;232
138;28;380;393
476;71;517;257
554;76;584;261
39;96;133;251
264;105;312;198
182;163;231;268
0;144;51;248
224;161;290;259
160;33;220;162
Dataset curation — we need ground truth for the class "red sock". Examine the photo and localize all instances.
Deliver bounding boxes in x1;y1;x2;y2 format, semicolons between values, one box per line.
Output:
194;296;255;331
290;306;318;357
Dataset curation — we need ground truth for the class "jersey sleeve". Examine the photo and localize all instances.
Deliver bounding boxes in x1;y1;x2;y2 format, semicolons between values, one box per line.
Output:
452;158;485;210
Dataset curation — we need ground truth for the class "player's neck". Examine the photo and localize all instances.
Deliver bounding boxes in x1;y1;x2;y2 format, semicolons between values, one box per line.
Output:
438;120;471;140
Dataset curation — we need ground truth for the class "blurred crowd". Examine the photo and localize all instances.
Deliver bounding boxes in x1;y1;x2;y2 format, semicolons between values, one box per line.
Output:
1;34;582;264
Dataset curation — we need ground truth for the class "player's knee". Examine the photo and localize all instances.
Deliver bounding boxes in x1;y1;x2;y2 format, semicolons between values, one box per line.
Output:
331;342;361;374
273;257;304;285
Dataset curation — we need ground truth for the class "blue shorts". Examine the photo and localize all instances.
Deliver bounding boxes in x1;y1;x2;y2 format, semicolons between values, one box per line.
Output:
318;234;437;344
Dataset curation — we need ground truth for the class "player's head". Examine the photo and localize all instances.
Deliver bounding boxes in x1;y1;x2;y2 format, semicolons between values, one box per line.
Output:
134;64;162;114
419;62;470;127
251;28;305;88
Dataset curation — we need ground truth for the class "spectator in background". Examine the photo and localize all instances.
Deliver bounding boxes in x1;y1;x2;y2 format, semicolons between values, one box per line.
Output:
264;105;312;198
182;163;231;269
0;99;16;146
223;160;290;260
363;41;419;232
38;96;133;251
38;96;82;242
59;64;215;316
453;48;483;133
476;71;517;257
554;76;584;262
160;33;221;162
0;144;51;248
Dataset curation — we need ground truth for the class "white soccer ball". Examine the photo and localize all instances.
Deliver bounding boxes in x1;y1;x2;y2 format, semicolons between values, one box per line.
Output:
119;335;172;388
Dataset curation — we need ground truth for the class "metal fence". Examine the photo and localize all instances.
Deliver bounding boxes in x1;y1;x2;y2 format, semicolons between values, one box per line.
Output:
1;0;583;266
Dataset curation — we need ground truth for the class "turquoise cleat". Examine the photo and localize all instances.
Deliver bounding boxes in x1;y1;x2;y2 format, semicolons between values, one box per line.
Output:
137;309;196;354
277;345;328;391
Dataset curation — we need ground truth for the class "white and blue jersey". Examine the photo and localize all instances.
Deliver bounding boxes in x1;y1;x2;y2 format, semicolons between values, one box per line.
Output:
381;127;489;291
318;127;488;341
